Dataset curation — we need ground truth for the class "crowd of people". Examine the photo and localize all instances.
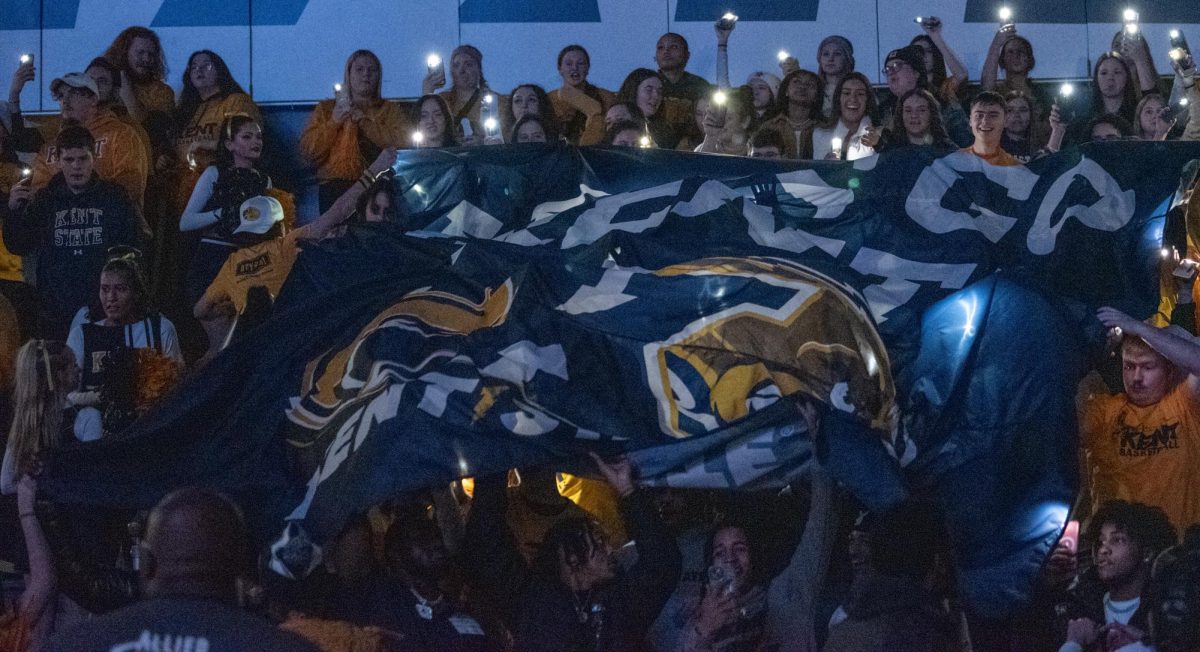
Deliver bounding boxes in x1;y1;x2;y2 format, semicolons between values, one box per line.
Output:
0;16;1199;652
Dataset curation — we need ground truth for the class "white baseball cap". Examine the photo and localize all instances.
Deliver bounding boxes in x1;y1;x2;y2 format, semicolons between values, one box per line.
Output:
234;195;284;235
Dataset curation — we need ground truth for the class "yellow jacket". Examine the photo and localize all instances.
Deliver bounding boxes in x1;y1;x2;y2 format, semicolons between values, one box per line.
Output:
174;92;261;165
299;99;407;181
31;108;150;210
548;85;616;146
133;79;175;115
0;162;25;281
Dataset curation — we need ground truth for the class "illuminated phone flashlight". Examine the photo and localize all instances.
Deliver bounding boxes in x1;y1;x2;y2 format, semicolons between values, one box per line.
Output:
1171;48;1186;61
333;83;342;93
830;136;843;158
20;167;32;178
1171;29;1181;39
777;50;790;62
998;6;1013;23
1123;8;1139;35
638;135;652;148
1162;247;1172;259
1182;97;1190;107
19;54;31;64
483;93;494;106
483;117;498;136
411;130;424;146
712;90;727;106
1059;83;1075;98
722;11;738;23
426;53;441;69
914;16;926;24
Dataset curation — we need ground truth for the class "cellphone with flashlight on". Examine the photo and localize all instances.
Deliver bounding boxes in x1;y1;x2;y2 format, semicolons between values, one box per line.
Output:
1169;29;1192;61
18;167;32;184
913;16;942;28
715;11;738;30
426;53;444;79
709;89;728;128
1056;83;1079;124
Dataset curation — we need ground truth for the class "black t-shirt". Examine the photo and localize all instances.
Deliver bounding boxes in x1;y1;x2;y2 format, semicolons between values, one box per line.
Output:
660;71;712;105
46;596;318;652
360;580;500;652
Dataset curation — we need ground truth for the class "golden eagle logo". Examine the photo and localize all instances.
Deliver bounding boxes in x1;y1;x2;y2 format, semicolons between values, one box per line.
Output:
285;281;514;444
644;257;894;439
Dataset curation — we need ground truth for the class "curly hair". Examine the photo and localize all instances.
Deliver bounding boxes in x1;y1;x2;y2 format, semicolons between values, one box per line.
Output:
532;516;609;582
1085;500;1178;560
103;26;167;81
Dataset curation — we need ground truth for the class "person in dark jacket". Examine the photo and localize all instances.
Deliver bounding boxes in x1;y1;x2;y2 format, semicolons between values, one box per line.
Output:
1053;500;1177;651
358;511;503;651
2;125;140;339
467;453;682;652
46;487;316;651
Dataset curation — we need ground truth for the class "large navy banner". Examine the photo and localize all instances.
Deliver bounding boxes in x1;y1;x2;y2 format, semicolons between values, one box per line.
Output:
41;142;1200;617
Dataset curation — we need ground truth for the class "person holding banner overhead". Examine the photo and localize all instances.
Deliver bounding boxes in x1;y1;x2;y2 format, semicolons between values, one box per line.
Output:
194;147;396;360
465;454;681;652
300;50;406;213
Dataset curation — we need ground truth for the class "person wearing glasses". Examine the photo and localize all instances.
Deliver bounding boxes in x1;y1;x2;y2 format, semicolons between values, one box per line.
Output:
171;51;260;214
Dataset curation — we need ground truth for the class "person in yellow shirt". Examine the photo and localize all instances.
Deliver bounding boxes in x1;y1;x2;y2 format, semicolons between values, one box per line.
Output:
422;45;501;145
547;45;616;146
1082;307;1200;534
103;26;175;126
172;50;261;213
300;50;407;212
0;158;26;282
194;147;396;361
29;74;149;211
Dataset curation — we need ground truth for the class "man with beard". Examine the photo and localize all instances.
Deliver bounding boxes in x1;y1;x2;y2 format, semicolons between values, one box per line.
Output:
102;27;175;128
361;513;503;651
1083;308;1200;535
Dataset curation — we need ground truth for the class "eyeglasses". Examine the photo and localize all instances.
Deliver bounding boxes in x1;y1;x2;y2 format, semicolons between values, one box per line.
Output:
189;62;215;73
883;61;910;74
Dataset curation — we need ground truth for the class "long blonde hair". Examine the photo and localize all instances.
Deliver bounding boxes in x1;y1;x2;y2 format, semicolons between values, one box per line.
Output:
6;340;73;476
